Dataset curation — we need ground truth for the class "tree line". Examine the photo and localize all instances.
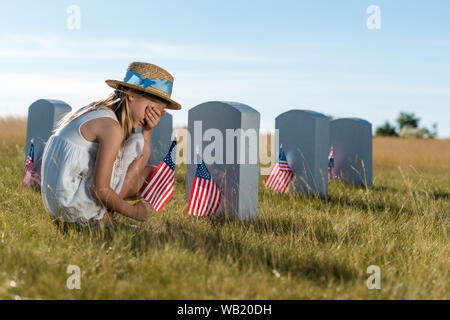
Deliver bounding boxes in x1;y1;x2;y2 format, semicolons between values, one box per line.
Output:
375;112;438;139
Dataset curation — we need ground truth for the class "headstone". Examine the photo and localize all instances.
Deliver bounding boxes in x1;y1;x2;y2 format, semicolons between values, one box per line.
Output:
330;118;373;186
275;109;330;197
136;112;173;166
25;99;72;185
186;101;260;221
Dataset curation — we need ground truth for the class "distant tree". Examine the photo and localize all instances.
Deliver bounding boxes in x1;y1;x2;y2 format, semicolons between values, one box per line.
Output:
428;123;439;139
399;126;427;139
399;122;438;139
414;123;437;139
376;113;438;139
375;121;398;137
397;112;420;129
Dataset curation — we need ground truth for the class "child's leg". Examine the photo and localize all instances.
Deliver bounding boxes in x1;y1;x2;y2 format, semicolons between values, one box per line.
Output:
118;164;157;200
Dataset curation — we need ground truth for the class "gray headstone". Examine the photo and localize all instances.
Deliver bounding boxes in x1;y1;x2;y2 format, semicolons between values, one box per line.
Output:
136;112;173;166
186;101;260;221
275;109;330;197
330;118;373;186
25;99;72;183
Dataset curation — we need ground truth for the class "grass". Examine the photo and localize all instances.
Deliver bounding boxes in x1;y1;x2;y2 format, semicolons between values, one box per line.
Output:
0;117;448;299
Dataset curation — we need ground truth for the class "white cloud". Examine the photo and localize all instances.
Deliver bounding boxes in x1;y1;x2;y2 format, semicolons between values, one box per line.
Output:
0;73;106;96
0;72;110;118
0;34;268;62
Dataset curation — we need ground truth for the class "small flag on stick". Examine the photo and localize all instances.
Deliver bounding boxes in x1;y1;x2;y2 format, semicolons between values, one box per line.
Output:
186;158;221;217
139;140;177;212
264;146;294;193
328;147;335;180
23;139;35;186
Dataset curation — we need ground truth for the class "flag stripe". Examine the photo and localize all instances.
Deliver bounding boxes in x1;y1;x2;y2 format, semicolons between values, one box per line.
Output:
147;165;171;203
284;172;294;192
265;166;279;189
147;165;172;203
264;162;279;187
270;168;284;191
192;178;201;215
191;178;201;216
152;171;174;208
157;183;174;208
205;180;216;215
188;178;200;215
264;163;278;185
210;178;221;216
204;180;214;216
201;180;213;216
148;165;172;205
197;180;207;217
141;161;165;197
264;149;294;194
210;183;219;216
273;170;284;192
23;142;35;186
190;178;200;215
192;178;203;215
199;179;208;216
187;161;221;217
154;173;174;211
211;189;221;216
197;179;208;217
268;164;281;188
280;172;293;193
140;140;176;212
273;171;285;192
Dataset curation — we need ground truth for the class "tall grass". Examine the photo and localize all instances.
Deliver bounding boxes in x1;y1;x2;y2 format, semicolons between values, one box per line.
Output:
0;116;27;147
374;137;450;172
0;117;448;299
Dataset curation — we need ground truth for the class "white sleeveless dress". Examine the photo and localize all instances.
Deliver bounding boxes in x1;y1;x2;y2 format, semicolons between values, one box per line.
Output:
40;108;145;224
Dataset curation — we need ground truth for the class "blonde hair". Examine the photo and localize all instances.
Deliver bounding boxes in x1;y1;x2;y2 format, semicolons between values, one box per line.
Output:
54;85;144;145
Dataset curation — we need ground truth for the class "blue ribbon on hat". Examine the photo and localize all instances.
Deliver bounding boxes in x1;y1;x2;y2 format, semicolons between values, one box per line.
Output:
123;70;173;95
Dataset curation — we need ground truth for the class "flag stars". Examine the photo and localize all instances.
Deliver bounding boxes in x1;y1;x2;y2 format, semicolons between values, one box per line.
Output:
195;162;211;180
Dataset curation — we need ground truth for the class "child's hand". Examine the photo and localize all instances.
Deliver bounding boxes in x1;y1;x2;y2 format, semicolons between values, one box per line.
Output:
133;200;152;221
142;106;166;132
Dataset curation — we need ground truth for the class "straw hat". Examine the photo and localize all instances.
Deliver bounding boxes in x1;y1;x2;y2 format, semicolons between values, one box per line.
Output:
106;62;181;110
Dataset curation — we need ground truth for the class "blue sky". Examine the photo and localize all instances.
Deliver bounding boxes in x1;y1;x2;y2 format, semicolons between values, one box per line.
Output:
1;0;449;137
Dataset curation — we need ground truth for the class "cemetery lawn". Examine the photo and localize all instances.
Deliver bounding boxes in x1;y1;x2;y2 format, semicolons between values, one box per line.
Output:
0;118;449;299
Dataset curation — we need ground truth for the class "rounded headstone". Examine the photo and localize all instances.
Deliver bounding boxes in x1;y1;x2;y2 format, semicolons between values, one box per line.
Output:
25;99;72;187
275;109;330;197
330;118;373;186
186;101;260;220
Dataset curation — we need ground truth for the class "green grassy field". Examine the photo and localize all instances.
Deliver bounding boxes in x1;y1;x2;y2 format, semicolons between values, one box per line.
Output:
0;118;448;299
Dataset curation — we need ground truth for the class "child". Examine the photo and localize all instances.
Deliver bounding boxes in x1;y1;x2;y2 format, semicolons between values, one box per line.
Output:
40;62;181;226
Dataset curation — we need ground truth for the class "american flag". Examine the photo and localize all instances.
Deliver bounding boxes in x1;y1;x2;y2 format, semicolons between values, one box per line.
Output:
328;147;335;180
264;147;294;193
23;139;35;186
186;160;221;217
139;140;177;212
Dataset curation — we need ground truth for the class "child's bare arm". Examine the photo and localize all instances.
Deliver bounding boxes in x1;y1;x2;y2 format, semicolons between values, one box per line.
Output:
91;118;150;221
